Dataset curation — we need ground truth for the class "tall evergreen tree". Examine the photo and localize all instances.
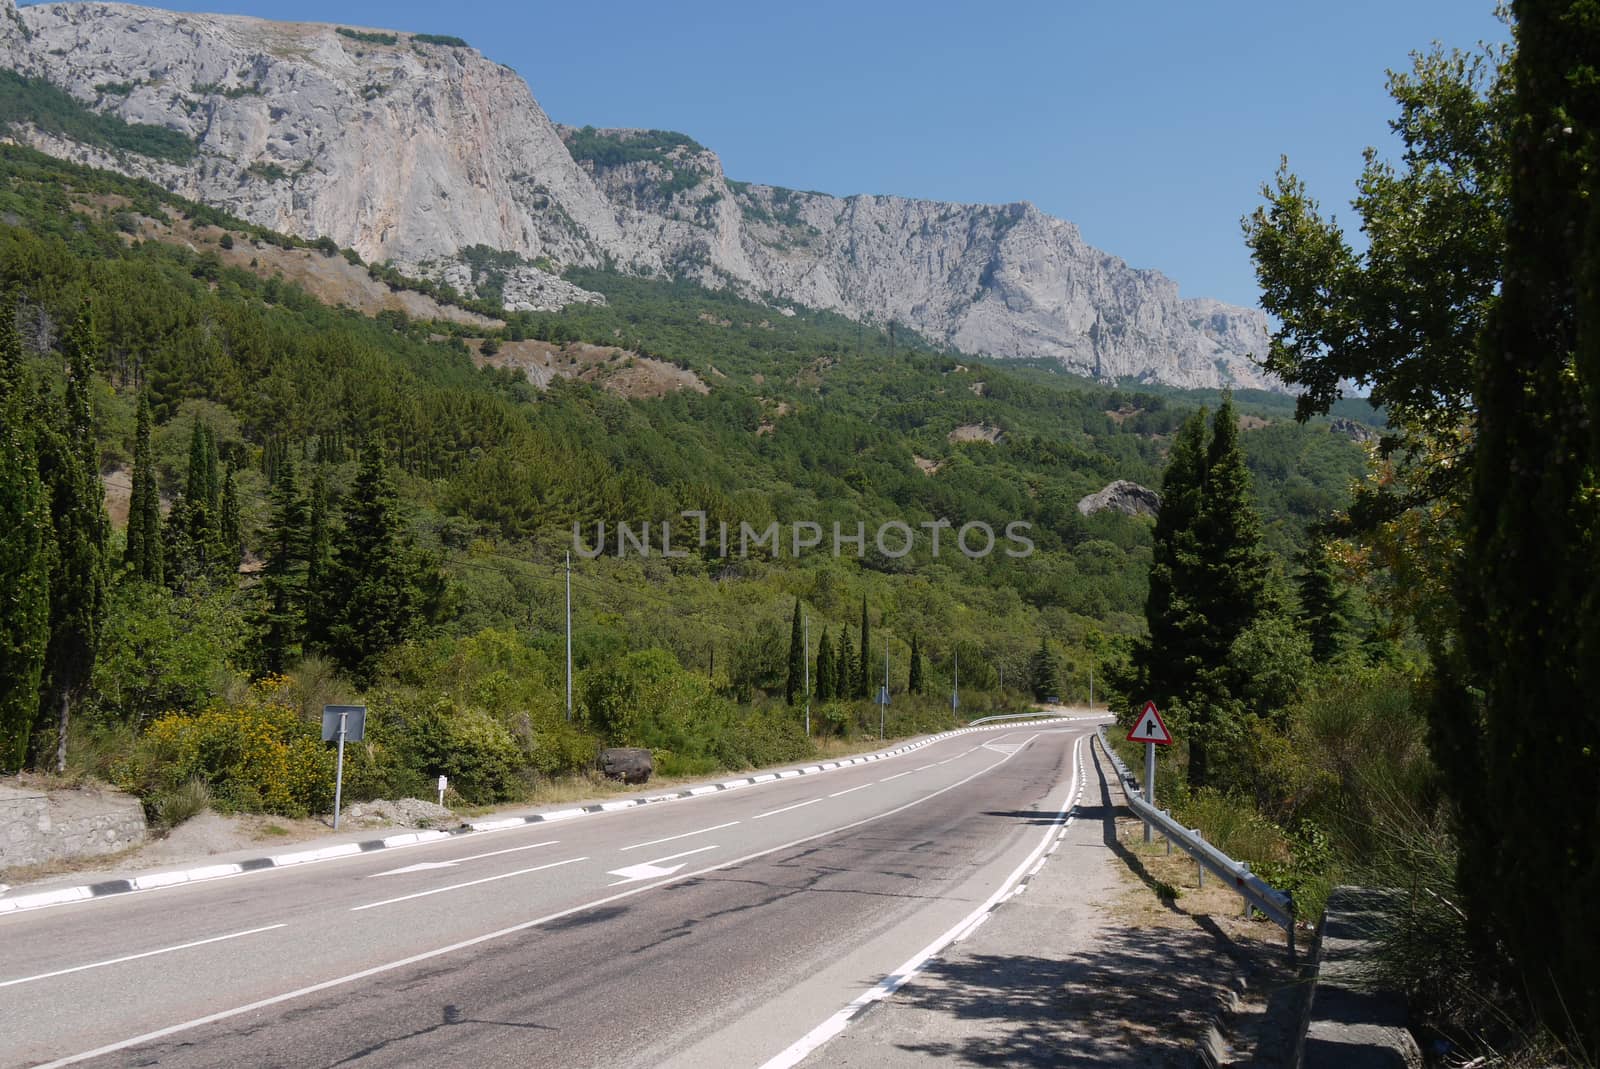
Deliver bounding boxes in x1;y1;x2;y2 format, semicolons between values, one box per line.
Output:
856;597;871;699
908;634;924;694
37;310;108;771
258;455;308;675
1295;540;1349;662
785;599;804;706
1137;410;1210;707
0;304;51;771
1443;2;1599;1048
124;393;162;584
304;469;333;641
838;626;855;704
311;437;423;685
218;463;242;569
1134;398;1271;788
1030;637;1061;701
816;630;835;703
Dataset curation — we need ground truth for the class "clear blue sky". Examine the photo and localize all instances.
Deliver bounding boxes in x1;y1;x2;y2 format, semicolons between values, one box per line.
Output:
61;0;1508;309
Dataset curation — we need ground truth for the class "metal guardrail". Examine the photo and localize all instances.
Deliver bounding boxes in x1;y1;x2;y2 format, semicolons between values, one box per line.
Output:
966;711;1088;727
1094;726;1295;951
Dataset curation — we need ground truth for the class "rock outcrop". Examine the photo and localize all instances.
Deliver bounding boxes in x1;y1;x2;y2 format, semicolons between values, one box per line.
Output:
1077;480;1162;519
1;0;1278;388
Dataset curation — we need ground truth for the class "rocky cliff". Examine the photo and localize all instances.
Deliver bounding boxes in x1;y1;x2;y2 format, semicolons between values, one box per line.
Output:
0;0;1277;389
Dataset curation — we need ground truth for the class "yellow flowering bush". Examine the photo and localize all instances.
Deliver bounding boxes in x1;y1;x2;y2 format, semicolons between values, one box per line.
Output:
120;676;334;817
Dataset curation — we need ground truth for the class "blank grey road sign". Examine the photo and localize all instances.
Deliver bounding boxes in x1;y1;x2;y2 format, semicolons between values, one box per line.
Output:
322;705;367;742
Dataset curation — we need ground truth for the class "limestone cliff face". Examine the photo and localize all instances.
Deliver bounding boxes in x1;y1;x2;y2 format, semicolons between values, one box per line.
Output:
1;1;1277;388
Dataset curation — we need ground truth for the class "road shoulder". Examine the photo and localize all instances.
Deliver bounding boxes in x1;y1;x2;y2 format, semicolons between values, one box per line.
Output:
808;740;1298;1067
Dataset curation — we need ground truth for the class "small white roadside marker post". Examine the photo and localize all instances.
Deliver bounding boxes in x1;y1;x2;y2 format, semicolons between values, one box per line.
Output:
437;774;448;807
1126;701;1173;844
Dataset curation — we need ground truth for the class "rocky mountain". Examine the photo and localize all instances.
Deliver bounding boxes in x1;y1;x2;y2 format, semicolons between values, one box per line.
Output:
0;0;1278;390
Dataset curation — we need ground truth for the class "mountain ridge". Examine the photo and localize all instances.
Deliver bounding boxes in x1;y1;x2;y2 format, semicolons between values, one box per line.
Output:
0;0;1279;391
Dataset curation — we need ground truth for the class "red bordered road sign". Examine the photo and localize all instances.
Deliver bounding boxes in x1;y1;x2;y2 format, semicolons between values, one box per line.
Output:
1127;701;1173;745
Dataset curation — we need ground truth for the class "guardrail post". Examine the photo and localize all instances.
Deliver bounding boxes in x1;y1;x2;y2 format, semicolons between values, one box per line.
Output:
1162;810;1173;855
1190;828;1205;888
1286;892;1296;960
1238;862;1252;917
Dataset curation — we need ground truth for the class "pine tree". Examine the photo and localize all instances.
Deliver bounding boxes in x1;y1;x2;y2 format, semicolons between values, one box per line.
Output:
785;599;804;705
124;393;162;584
312;437;422;685
37;309;108;771
816;630;835;702
908;634;924;694
1295;540;1349;662
1444;3;1599;1047
258;455;308;675
0;304;51;770
304;469;332;640
838;626;855;704
1138;409;1210;707
856;597;871;699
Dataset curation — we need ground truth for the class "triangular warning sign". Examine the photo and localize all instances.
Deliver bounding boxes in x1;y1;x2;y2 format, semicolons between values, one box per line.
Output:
1127;701;1173;745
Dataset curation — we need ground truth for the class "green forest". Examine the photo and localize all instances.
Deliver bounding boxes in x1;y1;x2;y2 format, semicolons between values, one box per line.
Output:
0;140;1376;824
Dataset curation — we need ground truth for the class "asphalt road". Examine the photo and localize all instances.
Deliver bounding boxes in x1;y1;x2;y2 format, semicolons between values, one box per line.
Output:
1;721;1106;1068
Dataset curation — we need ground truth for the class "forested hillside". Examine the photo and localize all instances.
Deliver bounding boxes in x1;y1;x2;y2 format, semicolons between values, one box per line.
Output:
0;142;1372;819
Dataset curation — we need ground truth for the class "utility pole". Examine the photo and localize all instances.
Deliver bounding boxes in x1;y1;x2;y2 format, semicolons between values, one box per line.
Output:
803;610;811;738
878;647;889;740
951;646;960;712
565;550;573;722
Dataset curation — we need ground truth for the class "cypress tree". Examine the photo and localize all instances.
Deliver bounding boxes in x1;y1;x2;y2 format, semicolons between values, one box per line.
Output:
816;630;835;702
1030;637;1060;701
0;305;51;771
218;463;242;569
1444;2;1599;1047
838;626;855;703
258;455;308;675
856;597;871;699
312;437;421;685
304;469;332;640
37;310;108;772
908;634;924;694
124;393;162;584
785;599;805;705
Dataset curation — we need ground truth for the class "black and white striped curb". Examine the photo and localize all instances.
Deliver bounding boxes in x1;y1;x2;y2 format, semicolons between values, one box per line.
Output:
0;715;1103;917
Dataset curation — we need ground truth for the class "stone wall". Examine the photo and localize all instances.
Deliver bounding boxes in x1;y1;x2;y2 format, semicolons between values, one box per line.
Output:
0;783;147;874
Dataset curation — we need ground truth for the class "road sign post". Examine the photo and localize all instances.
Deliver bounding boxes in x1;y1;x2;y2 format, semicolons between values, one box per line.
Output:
322;705;366;831
1126;700;1174;843
437;774;448;807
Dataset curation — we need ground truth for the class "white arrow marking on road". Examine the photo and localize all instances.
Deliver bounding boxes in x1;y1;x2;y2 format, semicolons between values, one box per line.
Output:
371;861;462;876
369;839;559;878
607;844;719;885
606;861;688;885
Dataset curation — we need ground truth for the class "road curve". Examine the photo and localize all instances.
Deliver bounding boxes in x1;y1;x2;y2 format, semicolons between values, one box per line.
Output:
1;721;1106;1068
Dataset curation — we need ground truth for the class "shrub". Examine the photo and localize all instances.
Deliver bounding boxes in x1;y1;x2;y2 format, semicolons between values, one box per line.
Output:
117;676;333;817
152;776;211;829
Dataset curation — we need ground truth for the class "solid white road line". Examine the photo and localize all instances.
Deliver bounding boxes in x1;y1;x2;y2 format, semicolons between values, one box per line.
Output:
759;731;1085;1069
36;732;1055;1069
350;857;588;912
752;798;822;820
643;844;720;866
369;839;560;877
827;784;871;799
620;822;739;852
0;925;287;989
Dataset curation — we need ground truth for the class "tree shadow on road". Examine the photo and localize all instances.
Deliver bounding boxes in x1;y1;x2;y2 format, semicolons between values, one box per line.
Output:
869;740;1293;1066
